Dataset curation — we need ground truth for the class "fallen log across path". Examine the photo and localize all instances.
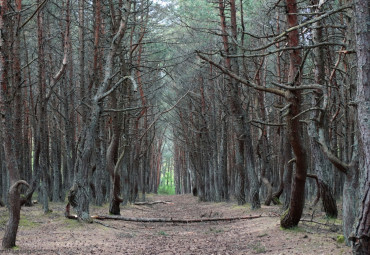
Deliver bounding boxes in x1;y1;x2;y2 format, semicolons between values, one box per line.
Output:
90;214;263;223
134;201;173;206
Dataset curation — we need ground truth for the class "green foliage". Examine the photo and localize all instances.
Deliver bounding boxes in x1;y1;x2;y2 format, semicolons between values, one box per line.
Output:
158;166;175;195
272;197;281;205
337;235;345;244
157;184;175;195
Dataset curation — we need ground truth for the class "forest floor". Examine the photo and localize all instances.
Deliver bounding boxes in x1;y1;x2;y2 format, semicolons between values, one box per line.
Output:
0;194;351;255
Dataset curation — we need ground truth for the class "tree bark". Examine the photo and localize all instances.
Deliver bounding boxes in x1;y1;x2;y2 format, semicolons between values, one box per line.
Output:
2;181;29;249
1;0;30;248
308;1;338;218
352;0;370;253
280;0;308;229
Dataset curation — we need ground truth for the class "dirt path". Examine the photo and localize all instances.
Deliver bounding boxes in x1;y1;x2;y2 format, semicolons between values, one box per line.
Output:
0;194;350;254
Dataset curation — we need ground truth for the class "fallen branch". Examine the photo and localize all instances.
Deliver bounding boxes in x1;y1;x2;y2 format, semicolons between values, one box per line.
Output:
134;201;173;206
91;214;262;223
300;218;341;229
94;220;120;230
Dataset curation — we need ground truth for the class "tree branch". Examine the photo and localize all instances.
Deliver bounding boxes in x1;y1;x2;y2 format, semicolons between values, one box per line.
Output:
316;129;349;174
196;52;286;97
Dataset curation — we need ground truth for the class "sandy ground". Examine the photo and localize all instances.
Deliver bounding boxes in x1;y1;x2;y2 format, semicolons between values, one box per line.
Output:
0;194;351;254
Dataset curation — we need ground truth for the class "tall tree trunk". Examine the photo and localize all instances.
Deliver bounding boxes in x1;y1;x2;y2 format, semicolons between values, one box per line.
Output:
107;91;123;215
280;0;308;228
352;0;370;253
67;2;132;221
1;1;29;248
308;1;337;218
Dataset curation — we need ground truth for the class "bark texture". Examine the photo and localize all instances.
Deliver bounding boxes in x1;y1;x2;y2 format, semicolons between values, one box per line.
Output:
2;181;29;249
352;0;370;253
280;0;308;229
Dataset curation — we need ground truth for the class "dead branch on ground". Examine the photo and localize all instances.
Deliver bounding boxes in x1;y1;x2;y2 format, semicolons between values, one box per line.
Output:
90;214;263;223
134;201;173;206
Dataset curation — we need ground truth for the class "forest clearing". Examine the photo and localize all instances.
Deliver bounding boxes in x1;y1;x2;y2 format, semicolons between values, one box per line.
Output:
0;0;369;254
1;194;351;254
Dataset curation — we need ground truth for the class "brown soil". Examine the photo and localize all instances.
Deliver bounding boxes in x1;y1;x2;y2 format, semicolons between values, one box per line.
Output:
0;194;350;254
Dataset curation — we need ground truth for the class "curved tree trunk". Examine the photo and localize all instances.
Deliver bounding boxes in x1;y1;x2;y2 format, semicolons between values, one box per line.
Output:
2;181;29;249
67;3;132;221
319;180;338;218
280;0;308;229
307;174;338;218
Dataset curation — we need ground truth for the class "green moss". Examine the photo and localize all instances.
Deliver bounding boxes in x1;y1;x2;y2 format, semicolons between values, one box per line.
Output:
280;208;289;222
337;235;345;244
19;217;39;228
12;246;20;251
272;197;281;205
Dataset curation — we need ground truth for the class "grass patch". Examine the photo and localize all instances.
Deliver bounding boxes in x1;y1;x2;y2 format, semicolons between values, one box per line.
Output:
158;230;168;236
116;232;136;238
280;226;304;232
63;218;83;229
249;242;266;254
19;217;40;228
231;204;250;210
0;214;8;227
0;213;40;229
206;227;224;234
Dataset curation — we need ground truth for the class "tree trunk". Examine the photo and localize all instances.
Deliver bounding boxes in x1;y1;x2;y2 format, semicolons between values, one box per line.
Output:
67;2;132;221
280;0;308;228
352;0;370;252
37;0;50;214
2;181;29;249
308;1;338;218
1;0;29;248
